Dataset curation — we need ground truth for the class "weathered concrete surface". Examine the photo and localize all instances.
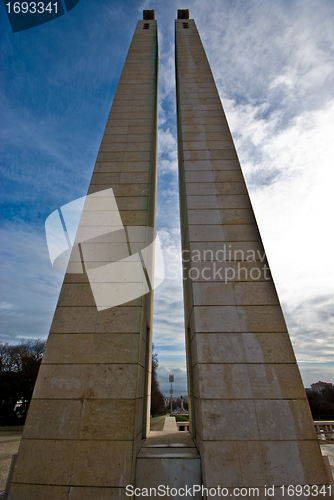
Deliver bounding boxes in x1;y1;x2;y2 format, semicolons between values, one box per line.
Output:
9;16;158;500
175;16;331;492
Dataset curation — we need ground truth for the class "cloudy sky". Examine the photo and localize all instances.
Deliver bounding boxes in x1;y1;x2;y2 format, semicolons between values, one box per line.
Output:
1;0;333;395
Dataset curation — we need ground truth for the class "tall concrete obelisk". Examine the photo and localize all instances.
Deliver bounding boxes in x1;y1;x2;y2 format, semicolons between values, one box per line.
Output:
175;10;331;493
10;11;158;500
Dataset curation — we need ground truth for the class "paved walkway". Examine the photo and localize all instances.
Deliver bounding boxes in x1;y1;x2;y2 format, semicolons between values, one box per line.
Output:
321;443;334;477
0;426;23;500
0;425;333;497
150;415;166;431
138;417;198;459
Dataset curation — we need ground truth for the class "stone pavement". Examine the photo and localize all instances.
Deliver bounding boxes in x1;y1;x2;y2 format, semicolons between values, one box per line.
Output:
0;424;333;499
0;426;23;500
321;443;334;476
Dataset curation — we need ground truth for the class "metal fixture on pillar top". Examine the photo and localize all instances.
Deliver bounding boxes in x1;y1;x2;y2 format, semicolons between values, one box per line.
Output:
177;9;189;19
143;9;155;20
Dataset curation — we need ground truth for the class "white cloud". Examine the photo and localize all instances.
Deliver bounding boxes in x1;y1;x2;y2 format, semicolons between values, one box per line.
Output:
2;0;334;389
0;223;63;342
0;302;18;313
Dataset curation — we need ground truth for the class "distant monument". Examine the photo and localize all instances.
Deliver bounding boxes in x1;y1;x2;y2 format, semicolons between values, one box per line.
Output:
8;9;332;499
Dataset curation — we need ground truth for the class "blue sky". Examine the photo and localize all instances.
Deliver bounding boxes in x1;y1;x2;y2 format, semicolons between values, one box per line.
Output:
1;0;334;395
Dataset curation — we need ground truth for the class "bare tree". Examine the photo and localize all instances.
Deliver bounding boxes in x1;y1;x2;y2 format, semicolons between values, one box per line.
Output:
151;348;167;416
0;339;46;425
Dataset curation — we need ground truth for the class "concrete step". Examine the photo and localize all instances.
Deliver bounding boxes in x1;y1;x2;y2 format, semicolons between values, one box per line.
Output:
135;418;202;500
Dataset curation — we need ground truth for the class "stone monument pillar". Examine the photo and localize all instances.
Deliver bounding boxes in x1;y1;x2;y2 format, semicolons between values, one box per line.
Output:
175;10;331;492
10;11;158;500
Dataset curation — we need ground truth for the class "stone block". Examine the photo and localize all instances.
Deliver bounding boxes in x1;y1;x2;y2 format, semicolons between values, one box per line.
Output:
74;225;124;243
124;142;151;152
236;442;269;487
183;160;213;170
201;441;241;487
206;132;232;141
128;125;152;134
185;171;215;182
23;399;82;440
94;306;142;332
248;363;305;399
8;484;70;500
50;307;98;334
43;333;143;365
182;141;208;150
234;282;279;305
182;124;206;133
101;134;127;143
193;363;252;399
188;241;266;261
207;140;234;149
58;284;96;307
186;195;219;209
188;225;226;241
50;306;142;334
33;363;141;400
43;334;93;364
188;209;223;224
183;150;210;160
78;400;136;440
217;195;251;209
242;332;296;363
204;123;229;133
224;224;261;241
94;162;123;173
12;439;76;485
186;183;217;195
135;457;202;499
97;152;124;162
255;399;317;440
191;305;240;333
188;224;261;242
215;182;247;195
237;305;287;332
71;441;133;487
195;399;259;440
99;143;126;153
191;331;297;365
80;242;129;262
104;126;129;135
191;332;245;365
119;210;147;225
261;440;328;485
123;151;151;162
218;208;255;224
118;185;149;196
41;363;143;399
120;172;150;183
182;132;208;141
192;282;235;305
116;197;148;210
